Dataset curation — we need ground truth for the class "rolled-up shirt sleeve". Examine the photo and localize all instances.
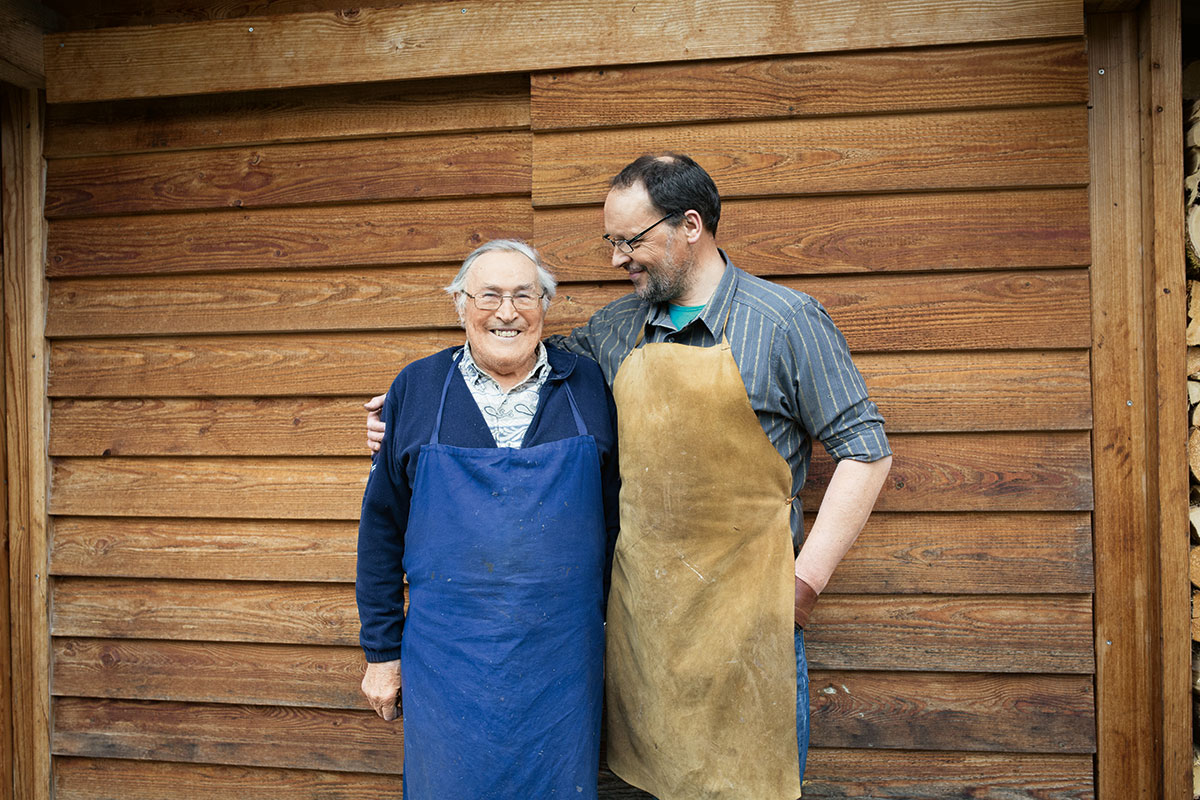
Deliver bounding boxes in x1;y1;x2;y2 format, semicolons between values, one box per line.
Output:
356;376;410;663
779;297;892;464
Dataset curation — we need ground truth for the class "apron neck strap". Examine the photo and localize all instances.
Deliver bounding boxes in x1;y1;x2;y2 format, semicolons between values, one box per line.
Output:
432;348;589;444
429;349;463;445
718;301;733;342
633;314;648;348
563;381;588;437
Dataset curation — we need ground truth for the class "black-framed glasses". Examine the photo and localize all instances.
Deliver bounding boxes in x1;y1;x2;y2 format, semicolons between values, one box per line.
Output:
603;211;679;255
463;290;544;311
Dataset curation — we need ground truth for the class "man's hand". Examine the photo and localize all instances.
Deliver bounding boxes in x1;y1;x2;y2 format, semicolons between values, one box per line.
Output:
794;576;818;629
365;393;387;453
362;659;403;721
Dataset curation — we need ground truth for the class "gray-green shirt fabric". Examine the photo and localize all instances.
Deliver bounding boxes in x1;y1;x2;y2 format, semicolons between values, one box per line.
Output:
547;251;891;548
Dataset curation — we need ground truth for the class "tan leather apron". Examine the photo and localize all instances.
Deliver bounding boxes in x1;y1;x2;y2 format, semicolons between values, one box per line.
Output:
605;325;802;800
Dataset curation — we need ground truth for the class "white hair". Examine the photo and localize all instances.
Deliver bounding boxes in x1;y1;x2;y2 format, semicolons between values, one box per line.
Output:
445;239;557;321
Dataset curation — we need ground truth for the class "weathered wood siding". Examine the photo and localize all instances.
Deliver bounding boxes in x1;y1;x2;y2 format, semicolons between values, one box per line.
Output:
41;12;1096;800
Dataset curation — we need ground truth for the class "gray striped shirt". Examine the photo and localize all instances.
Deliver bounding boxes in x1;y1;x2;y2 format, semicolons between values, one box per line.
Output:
548;252;891;547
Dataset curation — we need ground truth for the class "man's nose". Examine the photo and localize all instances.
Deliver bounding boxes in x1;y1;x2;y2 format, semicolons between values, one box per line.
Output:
493;298;521;320
611;246;632;270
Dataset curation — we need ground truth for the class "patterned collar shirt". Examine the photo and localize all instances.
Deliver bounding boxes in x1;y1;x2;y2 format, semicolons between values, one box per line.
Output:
458;340;552;448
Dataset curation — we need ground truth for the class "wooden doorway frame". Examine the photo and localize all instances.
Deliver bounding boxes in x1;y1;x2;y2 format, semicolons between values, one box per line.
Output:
1;83;49;800
1087;0;1188;797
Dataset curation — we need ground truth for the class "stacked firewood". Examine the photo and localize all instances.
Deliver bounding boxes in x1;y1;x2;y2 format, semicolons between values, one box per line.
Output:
1186;57;1200;799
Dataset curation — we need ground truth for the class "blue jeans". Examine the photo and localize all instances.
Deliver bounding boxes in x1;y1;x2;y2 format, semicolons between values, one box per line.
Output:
795;627;810;785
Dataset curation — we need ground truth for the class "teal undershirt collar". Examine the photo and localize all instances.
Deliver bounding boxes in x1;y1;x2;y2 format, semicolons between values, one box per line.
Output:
668;303;706;330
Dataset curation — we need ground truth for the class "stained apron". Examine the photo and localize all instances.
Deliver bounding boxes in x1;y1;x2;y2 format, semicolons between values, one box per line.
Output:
605;328;802;800
400;353;607;798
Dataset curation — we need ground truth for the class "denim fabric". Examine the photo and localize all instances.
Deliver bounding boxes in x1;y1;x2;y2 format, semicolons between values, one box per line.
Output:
795;627;810;785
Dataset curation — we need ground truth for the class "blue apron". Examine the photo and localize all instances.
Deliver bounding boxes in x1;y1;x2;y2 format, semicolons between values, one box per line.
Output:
400;353;607;799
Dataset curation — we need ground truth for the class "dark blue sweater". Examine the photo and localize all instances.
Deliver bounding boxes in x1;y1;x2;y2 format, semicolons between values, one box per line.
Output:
356;344;620;662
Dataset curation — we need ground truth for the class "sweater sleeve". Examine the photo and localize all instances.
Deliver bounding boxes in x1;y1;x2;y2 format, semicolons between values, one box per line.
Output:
356;374;411;662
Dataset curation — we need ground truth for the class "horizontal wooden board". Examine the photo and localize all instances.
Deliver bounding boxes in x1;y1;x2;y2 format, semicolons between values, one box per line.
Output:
828;512;1094;595
532;106;1088;206
46;265;463;338
53;639;366;708
51;578;361;645
43;352;1090;461
858;350;1091;433
44;73;530;158
535;188;1091;280
809;671;1094;753
798;270;1090;352
50;517;356;581
804;747;1093;799
47;511;1091;594
50;577;1090;673
42;0;418;31
45;131;531;218
52;698;403;773
42;1;1083;103
549;270;1092;352
54;757;405;800
807;594;1093;673
45;264;1092;350
52;752;1093;800
47;431;1091;519
806;431;1094;513
532;40;1087;130
49;397;376;456
48;331;462;398
49;457;369;519
46;197;532;278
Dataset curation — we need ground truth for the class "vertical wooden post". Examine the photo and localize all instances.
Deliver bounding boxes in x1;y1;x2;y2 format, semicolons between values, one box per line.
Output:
1088;11;1160;799
1137;0;1188;796
1;84;50;800
1089;2;1187;797
0;130;10;800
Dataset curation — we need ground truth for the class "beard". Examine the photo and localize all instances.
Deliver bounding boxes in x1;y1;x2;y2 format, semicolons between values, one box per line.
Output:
634;239;693;304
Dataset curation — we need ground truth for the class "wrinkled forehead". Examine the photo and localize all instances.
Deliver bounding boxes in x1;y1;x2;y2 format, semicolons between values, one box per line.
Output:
466;251;539;290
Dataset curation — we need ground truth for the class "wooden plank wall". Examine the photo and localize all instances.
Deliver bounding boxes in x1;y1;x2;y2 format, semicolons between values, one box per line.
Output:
39;17;1096;800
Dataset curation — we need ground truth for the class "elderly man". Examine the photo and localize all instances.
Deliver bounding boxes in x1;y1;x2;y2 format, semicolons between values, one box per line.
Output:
356;239;619;799
368;155;892;799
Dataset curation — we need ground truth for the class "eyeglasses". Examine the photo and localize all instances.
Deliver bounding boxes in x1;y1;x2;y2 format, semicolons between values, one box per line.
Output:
463;290;544;311
603;212;679;255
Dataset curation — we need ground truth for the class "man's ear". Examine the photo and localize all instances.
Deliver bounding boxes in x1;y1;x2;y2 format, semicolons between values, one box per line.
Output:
681;209;705;244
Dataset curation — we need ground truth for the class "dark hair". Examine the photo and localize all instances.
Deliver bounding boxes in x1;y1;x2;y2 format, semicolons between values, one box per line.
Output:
610;153;722;236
